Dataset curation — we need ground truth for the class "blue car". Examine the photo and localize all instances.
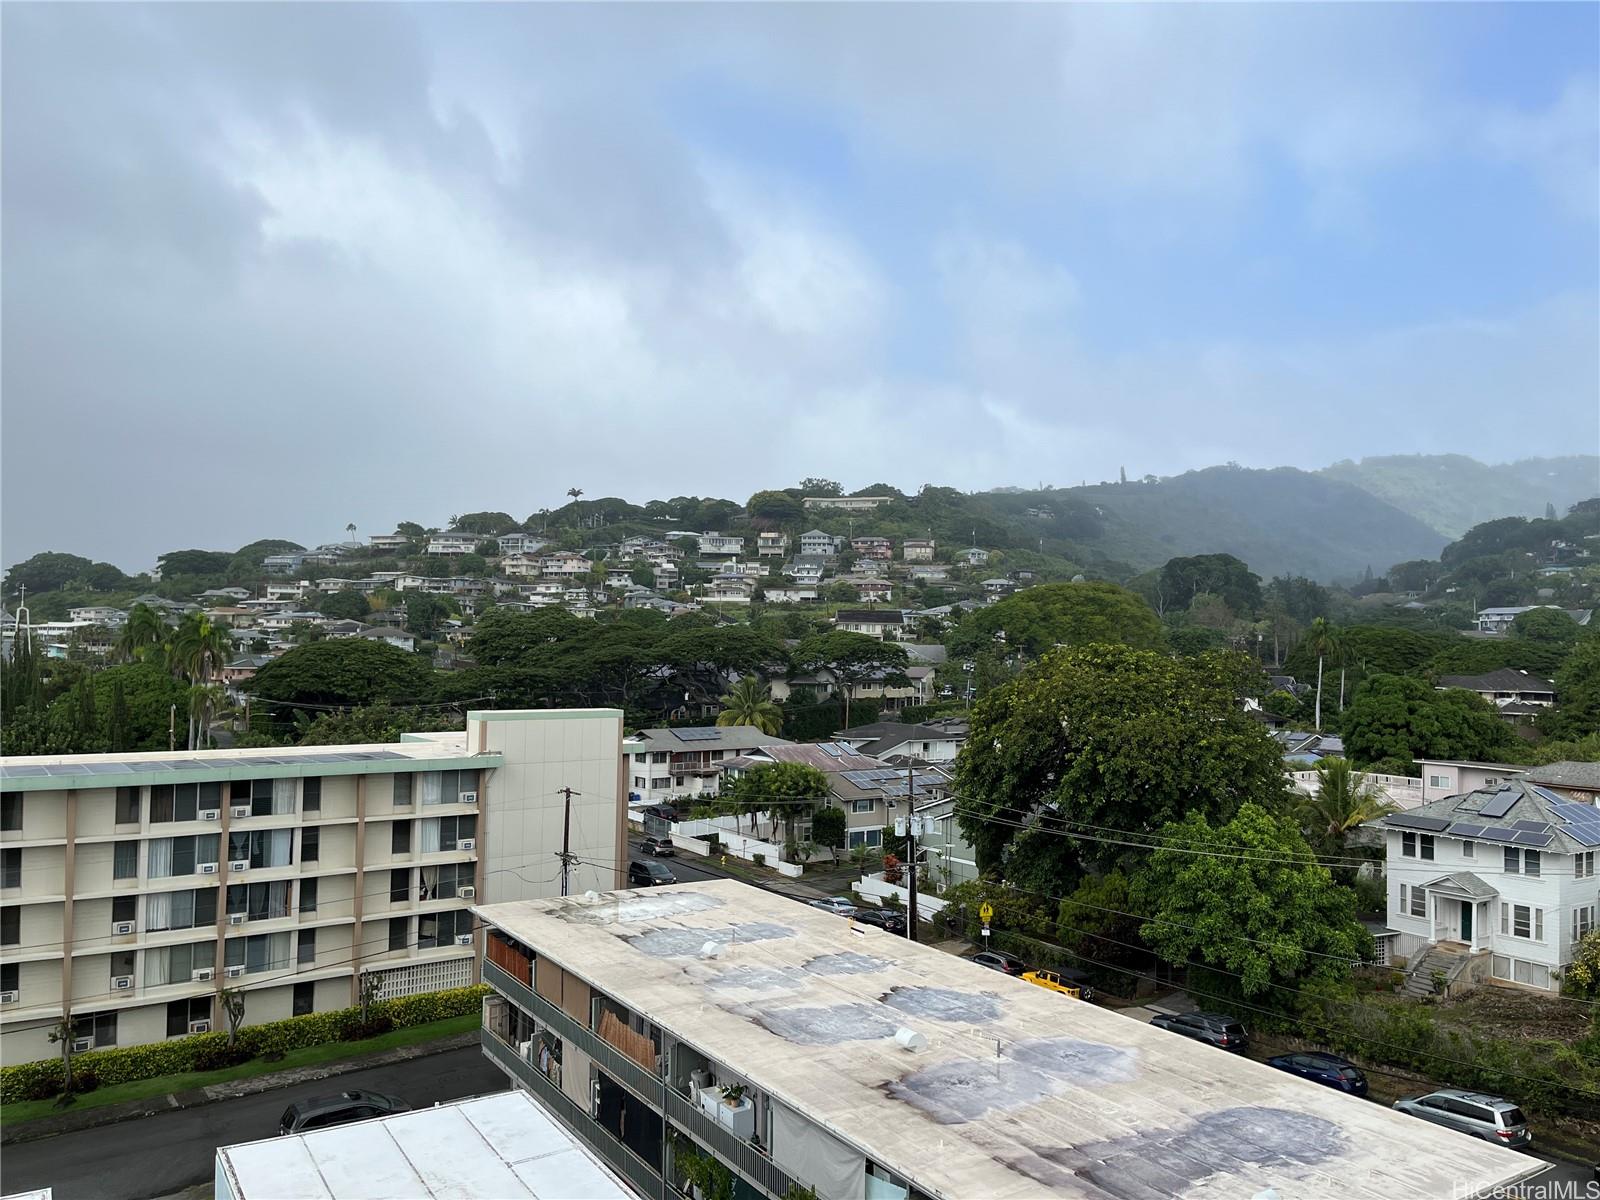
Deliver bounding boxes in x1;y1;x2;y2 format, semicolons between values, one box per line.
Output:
1266;1051;1368;1096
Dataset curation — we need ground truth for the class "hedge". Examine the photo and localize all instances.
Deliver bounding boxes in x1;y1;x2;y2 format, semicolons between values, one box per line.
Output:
1;984;487;1104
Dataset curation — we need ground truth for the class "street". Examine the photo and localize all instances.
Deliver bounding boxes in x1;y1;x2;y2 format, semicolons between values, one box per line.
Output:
0;1047;508;1200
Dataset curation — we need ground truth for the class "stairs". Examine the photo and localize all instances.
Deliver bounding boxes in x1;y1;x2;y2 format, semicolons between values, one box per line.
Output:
1404;942;1469;997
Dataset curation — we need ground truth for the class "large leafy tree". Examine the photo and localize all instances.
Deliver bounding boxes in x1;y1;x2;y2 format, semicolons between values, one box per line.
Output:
157;549;233;578
295;703;459;746
1340;673;1523;770
319;590;371;621
725;762;830;847
3;551;132;597
746;490;804;526
947;581;1163;659
1540;636;1600;742
449;511;519;536
1135;803;1371;1011
954;644;1289;876
1512;608;1582;646
715;677;783;735
249;639;437;711
1156;553;1263;616
791;631;908;727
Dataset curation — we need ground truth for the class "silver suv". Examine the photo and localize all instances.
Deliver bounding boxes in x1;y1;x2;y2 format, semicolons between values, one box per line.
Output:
1392;1089;1530;1147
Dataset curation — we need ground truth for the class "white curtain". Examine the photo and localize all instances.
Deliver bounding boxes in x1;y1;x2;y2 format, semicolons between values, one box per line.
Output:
144;947;170;987
273;778;296;814
170;890;195;930
146;890;172;931
147;838;174;879
421;773;444;806
420;818;442;854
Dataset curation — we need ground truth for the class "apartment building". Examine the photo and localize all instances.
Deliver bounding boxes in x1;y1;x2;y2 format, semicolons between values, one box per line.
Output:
424;535;479;556
474;880;1530;1200
755;532;789;558
850;536;892;561
900;539;935;562
0;709;625;1064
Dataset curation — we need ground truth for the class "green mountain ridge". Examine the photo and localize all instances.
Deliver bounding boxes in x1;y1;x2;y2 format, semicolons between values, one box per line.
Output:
1319;454;1599;540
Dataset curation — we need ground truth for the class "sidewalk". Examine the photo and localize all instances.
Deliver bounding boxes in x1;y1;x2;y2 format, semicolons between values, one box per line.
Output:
1;1030;479;1146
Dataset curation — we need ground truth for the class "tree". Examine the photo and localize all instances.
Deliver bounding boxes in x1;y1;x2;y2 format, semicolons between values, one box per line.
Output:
319;590;371;621
747;490;804;525
792;632;908;727
1303;617;1343;731
405;593;454;638
715;677;784;735
4;551;129;597
108;677;131;752
46;1017;80;1103
1565;929;1600;998
1056;870;1145;967
630;563;656;589
249;640;437;710
450;511;519;536
566;487;585;527
1341;674;1522;770
345;522;357;544
114;603;166;664
157;549;233;578
954;645;1288;874
725;762;830;846
221;986;247;1047
1158;554;1262;616
946;582;1164;659
170;612;233;748
1540;636;1600;742
799;477;843;496
811;805;847;865
1511;607;1581;646
1136;803;1371;1012
1298;758;1397;874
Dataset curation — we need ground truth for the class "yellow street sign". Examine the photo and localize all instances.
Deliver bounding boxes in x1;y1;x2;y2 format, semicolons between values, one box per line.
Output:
979;901;994;924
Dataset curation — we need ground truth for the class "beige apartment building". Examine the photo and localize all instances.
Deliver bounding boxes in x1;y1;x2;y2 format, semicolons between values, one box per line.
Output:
0;708;625;1064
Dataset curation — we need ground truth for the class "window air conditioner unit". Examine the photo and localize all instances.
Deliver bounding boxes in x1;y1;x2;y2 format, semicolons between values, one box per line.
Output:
455;933;474;946
192;968;215;983
457;885;475;900
112;921;136;935
72;1037;94;1054
228;913;246;925
457;839;476;852
229;860;250;873
113;975;133;991
189;1019;211;1035
459;791;478;805
231;805;251;818
199;862;219;874
225;965;245;978
199;809;220;821
0;990;18;1004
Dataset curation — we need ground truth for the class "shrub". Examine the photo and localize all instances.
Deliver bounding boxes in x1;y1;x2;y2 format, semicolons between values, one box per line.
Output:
751;853;766;868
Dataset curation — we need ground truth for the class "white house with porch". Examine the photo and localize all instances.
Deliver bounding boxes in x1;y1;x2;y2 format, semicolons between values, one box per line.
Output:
1373;778;1600;994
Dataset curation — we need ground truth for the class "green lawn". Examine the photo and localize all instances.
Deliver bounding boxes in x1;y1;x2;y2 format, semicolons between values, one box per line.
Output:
1;1013;480;1127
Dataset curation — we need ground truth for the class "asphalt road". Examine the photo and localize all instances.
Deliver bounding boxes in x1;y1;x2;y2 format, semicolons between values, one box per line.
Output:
0;1047;508;1200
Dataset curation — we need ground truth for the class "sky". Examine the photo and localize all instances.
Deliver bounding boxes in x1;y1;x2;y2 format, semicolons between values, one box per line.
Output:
2;3;1597;572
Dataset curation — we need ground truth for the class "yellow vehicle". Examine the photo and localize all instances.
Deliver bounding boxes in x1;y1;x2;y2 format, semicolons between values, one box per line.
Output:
1022;969;1082;999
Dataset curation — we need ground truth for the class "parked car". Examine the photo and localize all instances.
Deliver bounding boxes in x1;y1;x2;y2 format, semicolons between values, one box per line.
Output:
1022;969;1085;1000
853;908;906;934
628;860;677;887
1147;1011;1249;1051
969;950;1029;976
808;897;858;917
280;1090;409;1135
1392;1090;1531;1147
641;835;675;857
1050;966;1095;1003
1266;1052;1368;1096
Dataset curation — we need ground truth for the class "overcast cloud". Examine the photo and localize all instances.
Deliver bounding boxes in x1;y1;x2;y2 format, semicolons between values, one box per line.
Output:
3;3;1596;570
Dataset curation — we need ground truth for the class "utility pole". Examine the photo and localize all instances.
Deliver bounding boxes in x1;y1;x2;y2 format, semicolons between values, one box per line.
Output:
558;787;577;896
169;703;177;752
904;762;919;942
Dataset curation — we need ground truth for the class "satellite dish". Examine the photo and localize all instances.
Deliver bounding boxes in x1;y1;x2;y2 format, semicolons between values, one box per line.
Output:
701;941;722;959
894;1027;927;1052
584;890;600;902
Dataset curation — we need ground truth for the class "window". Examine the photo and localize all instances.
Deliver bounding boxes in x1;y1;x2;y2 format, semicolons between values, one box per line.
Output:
1503;903;1542;940
1;907;17;946
1409;887;1426;918
299;877;318;913
846;829;884;849
674;776;685;787
166;997;210;1037
1461;840;1474;860
1525;850;1540;878
390;868;411;903
1578;852;1596;880
1;849;19;889
1;962;18;994
388;916;409;952
298;929;316;964
1401;833;1416;858
1428;775;1449;789
115;787;141;824
2;795;21;831
225;932;291;974
146;887;217;931
147;834;221;877
113;841;138;880
418;908;472;948
1420;835;1435;861
633;777;646;789
301;827;320;863
72;1011;117;1048
422;862;472;900
151;783;213;823
1484;777;1499;788
392;821;411;854
1504;847;1520;874
112;896;136;926
651;752;669;764
421;815;476;853
302;777;321;813
1574;905;1596;943
651;778;671;790
393;773;412;807
851;800;875;814
293;981;315;1016
227;881;290;921
229;829;293;869
251;779;295;817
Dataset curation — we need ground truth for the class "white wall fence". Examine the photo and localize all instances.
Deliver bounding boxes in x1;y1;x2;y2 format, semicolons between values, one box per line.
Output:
649;812;807;878
1290;770;1423;809
856;871;948;917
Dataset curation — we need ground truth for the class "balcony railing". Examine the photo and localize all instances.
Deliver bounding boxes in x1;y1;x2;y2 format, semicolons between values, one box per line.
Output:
663;1088;795;1199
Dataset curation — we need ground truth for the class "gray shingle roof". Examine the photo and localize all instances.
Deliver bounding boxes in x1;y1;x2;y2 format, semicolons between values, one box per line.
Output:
1436;669;1556;692
1525;761;1600;792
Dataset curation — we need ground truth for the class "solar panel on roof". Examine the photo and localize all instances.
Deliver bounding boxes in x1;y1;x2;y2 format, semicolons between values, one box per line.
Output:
0;765;49;777
1447;822;1485;839
1512;830;1554;847
674;729;721;742
1385;813;1452;832
1532;786;1573;807
1474;825;1520;843
1511;820;1552;834
1477;789;1520;820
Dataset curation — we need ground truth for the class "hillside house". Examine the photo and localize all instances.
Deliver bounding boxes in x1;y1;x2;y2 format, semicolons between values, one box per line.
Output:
798;530;844;558
756;531;790;558
697;533;745;558
496;532;545;556
425;534;479;556
833;609;905;640
901;539;936;562
623;726;793;806
1525;762;1600;804
1436;669;1557;710
851;536;893;561
367;531;413;550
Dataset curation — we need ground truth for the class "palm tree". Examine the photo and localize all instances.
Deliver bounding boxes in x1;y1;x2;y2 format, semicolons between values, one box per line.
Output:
1304;617;1344;732
715;677;783;735
566;487;584;529
171;613;232;748
114;603;165;664
345;522;357;545
1300;757;1396;873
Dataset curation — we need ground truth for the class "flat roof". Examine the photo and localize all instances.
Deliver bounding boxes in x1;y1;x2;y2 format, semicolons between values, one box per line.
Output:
1;736;499;792
476;879;1537;1200
215;1091;632;1200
